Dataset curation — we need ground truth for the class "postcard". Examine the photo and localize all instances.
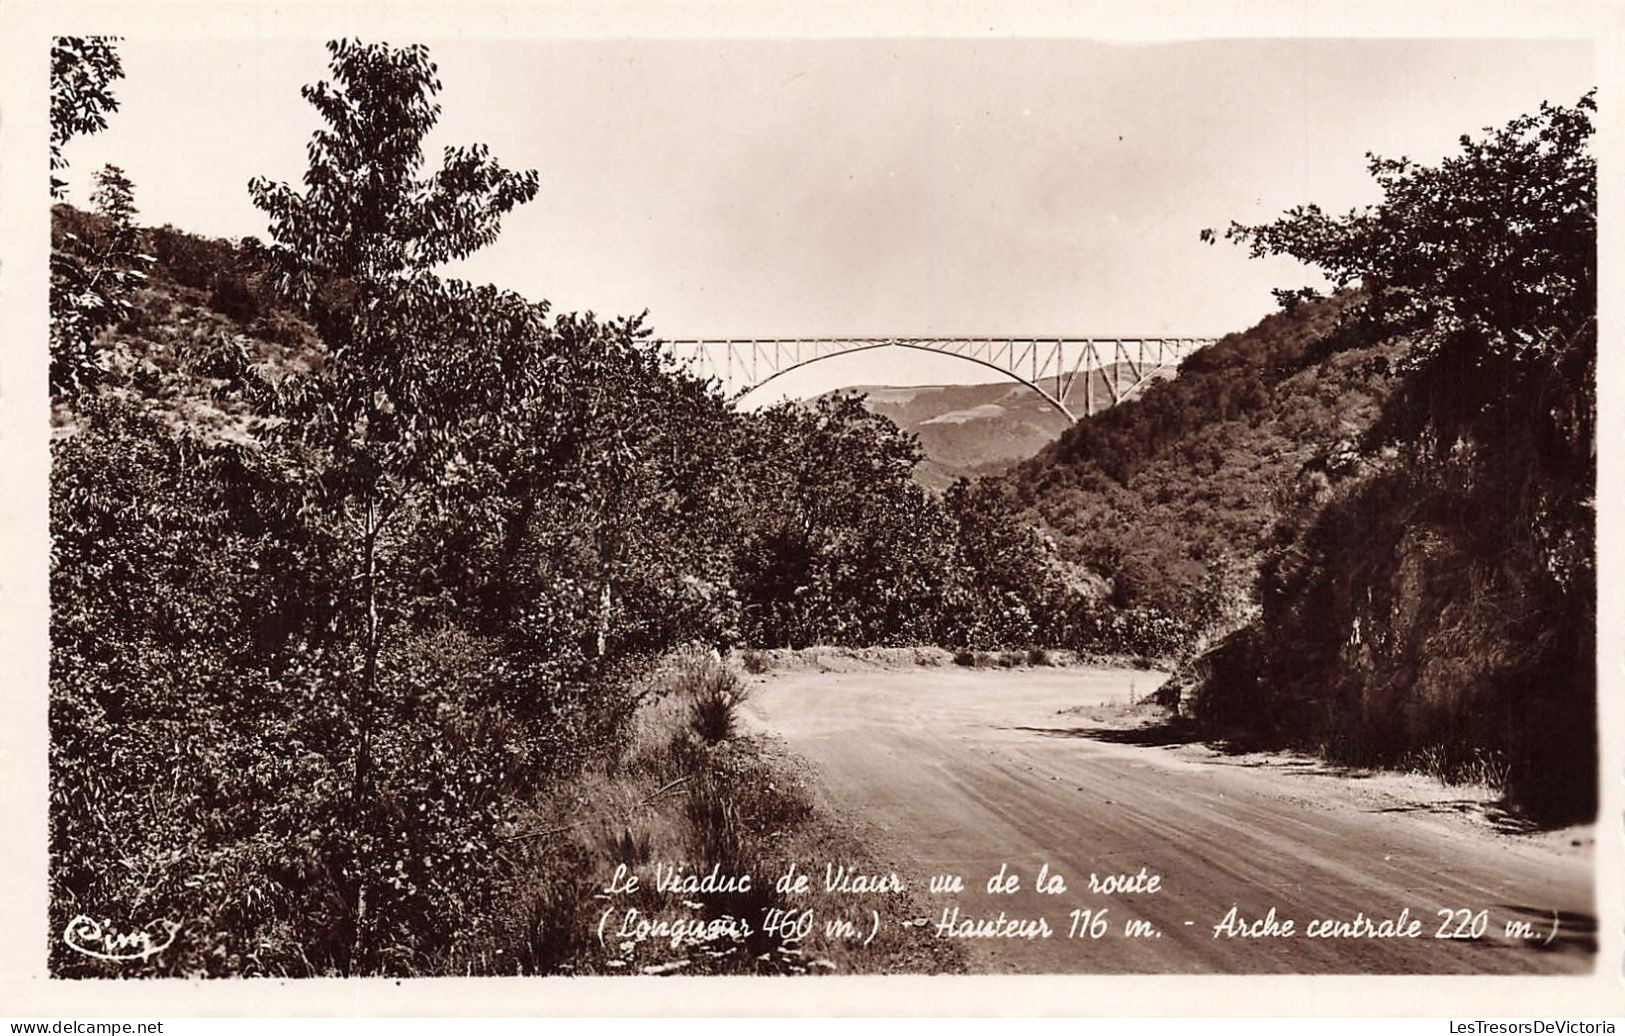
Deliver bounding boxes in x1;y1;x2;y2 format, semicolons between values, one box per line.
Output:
2;0;1620;1018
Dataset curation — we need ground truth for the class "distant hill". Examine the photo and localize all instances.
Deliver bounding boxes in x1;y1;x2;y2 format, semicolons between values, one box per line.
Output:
50;203;320;441
835;363;1179;490
833;382;1065;489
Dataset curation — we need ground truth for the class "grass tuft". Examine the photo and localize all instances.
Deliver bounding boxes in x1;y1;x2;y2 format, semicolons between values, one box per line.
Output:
602;824;652;866
687;665;750;744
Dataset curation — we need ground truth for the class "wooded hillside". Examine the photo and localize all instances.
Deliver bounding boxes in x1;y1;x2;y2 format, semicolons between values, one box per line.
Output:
1003;93;1598;822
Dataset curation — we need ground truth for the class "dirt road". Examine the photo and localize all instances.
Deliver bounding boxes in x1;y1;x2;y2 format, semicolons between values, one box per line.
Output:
742;664;1595;974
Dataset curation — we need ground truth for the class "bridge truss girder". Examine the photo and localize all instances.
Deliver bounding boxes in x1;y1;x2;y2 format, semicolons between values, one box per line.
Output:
661;336;1220;423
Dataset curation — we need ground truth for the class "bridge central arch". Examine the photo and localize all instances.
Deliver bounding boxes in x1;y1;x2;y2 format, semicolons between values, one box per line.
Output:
662;336;1218;423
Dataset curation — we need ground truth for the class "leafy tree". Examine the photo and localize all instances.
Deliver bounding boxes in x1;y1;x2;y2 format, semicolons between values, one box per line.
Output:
51;36;125;198
49;35;141;396
430;309;744;695
246;38;540;971
1222;91;1596;622
1206;94;1597;820
735;394;958;647
1219;93;1595;484
88;163;136;224
942;478;1064;647
532;313;713;660
50;164;150;395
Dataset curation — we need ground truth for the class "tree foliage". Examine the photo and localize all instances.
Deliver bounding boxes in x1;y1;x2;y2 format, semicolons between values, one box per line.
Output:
50;165;151;394
1195;94;1598;822
1001;291;1385;655
51;36;125;198
49;36;143;397
1222;92;1595;476
238;39;544;973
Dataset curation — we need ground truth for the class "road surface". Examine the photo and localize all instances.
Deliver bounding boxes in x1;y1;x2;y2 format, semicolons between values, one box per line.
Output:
743;664;1595;974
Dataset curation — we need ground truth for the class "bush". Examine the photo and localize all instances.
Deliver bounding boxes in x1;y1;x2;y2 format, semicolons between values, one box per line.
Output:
1072;605;1198;660
740;648;772;674
1195;460;1596;823
208;270;261;323
953;649;976;667
46;399;648;977
1149;680;1183;711
501;856;597;976
684;770;747;869
148;224;238;291
601;824;653;866
678;656;750;744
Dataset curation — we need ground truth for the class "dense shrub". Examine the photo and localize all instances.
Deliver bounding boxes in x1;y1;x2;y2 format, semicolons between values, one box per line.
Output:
1201;457;1596;821
148;225;242;293
1071;605;1198;660
48;398;654;976
208;270;261;323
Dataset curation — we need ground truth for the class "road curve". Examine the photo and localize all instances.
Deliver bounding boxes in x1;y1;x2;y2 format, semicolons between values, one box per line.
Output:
742;665;1595;974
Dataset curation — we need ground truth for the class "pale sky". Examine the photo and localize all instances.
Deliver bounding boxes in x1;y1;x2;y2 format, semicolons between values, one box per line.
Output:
55;37;1596;402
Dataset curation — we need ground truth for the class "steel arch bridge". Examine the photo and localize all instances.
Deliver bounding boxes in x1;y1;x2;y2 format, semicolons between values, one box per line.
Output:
663;336;1220;424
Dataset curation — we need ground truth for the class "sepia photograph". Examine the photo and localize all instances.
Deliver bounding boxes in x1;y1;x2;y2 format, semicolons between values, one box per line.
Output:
13;1;1617;1011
